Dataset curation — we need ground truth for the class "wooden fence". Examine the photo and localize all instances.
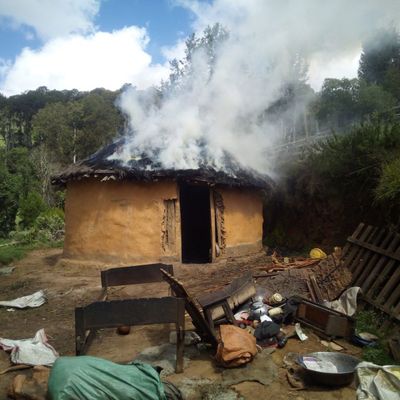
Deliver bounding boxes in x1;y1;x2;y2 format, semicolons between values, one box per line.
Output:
342;223;400;321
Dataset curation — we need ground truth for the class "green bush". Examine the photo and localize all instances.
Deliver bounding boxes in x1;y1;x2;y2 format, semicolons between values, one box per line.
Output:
8;228;37;244
35;208;64;242
0;243;37;265
18;191;47;228
375;157;400;202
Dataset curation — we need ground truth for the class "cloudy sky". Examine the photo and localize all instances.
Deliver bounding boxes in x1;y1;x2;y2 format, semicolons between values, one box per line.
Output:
0;0;363;96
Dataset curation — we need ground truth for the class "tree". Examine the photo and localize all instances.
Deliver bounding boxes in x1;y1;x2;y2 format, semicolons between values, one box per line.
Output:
18;190;47;228
77;90;123;159
313;78;359;129
359;27;400;100
0;147;39;236
32;89;123;165
32;102;74;164
162;23;229;93
358;81;396;119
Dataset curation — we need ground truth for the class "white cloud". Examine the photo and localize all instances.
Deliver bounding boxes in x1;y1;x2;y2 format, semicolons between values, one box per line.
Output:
161;38;187;61
0;0;100;40
0;27;169;96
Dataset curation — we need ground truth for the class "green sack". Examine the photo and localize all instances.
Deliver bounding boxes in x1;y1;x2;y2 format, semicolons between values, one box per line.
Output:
47;356;167;400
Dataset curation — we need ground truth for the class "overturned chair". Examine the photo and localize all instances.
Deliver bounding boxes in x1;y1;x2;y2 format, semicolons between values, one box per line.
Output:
161;269;256;345
75;263;186;373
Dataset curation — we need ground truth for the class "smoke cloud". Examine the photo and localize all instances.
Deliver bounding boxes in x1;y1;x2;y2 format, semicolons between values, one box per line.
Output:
114;0;400;175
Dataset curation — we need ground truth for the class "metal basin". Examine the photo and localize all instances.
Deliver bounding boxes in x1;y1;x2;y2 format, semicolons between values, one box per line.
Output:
298;352;360;386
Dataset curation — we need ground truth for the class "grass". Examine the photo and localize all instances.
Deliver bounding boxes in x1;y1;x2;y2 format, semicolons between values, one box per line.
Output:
0;240;63;266
355;309;396;365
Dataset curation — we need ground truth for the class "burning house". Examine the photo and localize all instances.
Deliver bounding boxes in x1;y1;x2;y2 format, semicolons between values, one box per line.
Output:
52;138;273;265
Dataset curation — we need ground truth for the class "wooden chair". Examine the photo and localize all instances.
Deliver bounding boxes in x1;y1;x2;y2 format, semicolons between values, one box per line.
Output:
160;269;256;345
75;297;185;373
160;269;219;348
198;271;255;336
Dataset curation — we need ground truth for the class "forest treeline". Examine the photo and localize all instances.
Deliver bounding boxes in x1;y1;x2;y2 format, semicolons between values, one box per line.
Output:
1;25;400;244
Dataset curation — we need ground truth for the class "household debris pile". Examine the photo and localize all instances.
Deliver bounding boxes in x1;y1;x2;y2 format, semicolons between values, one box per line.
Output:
255;248;352;303
2;234;399;400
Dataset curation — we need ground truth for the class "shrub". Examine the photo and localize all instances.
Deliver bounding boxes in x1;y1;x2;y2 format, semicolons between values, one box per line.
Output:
375;157;400;202
8;228;37;244
34;208;64;242
18;191;47;228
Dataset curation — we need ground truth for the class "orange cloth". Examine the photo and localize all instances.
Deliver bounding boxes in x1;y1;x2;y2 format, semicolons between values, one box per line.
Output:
215;325;257;368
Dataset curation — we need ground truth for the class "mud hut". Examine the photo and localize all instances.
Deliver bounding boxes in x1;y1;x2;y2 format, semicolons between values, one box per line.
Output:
52;139;273;265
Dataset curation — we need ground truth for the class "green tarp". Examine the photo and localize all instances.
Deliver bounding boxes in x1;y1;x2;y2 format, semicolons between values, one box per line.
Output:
48;356;167;400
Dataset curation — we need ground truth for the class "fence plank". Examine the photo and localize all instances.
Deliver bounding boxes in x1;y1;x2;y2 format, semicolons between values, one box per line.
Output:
365;239;400;299
358;230;394;291
345;224;400;321
352;227;387;284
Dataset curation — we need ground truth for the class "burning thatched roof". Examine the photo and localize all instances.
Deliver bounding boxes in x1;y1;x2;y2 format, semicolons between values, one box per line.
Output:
52;138;274;189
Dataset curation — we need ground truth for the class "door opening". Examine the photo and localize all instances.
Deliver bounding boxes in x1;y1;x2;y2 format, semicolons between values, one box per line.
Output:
180;183;212;263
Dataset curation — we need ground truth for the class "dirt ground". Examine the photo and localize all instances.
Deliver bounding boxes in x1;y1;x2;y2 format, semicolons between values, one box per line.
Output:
0;249;362;399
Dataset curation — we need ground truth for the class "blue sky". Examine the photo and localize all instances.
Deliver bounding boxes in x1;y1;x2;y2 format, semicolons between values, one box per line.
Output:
0;0;204;95
0;0;195;63
96;0;193;64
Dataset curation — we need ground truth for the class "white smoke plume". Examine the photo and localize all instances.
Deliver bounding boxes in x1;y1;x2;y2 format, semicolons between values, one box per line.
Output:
113;0;400;174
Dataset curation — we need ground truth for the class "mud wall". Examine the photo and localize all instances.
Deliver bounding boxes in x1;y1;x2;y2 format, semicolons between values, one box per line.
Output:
63;179;181;264
217;188;263;258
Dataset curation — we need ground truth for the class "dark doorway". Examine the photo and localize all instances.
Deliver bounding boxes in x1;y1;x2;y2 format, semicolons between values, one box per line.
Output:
180;183;212;263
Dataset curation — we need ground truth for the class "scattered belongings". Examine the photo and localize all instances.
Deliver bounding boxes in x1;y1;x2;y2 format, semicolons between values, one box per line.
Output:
320;340;344;351
295;323;308;342
266;292;285;306
0;290;46;309
117;325;131;335
298;352;360;386
47;356;177;400
310;248;327;259
294;297;355;338
356;362;400;400
254;320;281;347
323;286;361;316
351;332;379;348
215;325;257;368
267;252;320;271
0;329;58;366
0;266;15;276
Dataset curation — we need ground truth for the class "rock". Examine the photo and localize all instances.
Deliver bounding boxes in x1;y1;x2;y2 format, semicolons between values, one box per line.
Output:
8;366;50;400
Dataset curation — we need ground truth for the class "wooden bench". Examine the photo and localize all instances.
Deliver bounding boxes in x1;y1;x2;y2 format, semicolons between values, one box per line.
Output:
75;263;181;368
75;297;185;373
99;263;174;301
